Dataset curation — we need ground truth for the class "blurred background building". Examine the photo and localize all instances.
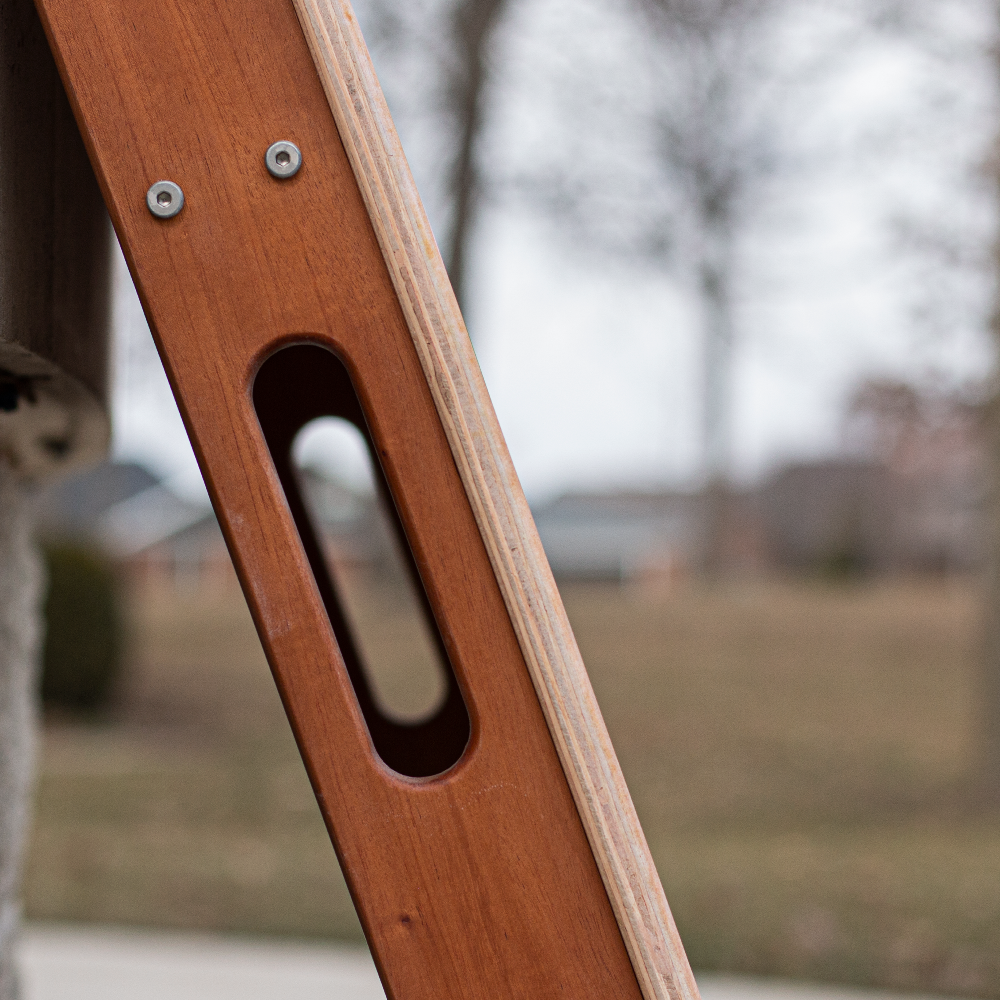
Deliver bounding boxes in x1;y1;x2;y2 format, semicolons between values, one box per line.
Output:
34;389;986;588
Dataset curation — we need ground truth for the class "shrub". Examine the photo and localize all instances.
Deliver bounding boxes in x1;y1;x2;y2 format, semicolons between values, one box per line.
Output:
817;546;868;581
41;543;123;710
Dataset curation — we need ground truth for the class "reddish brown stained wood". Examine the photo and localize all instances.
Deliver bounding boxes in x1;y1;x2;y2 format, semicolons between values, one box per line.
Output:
33;0;647;997
290;3;700;997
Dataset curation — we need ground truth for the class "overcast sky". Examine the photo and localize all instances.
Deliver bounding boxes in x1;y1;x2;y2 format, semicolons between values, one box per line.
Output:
110;0;997;504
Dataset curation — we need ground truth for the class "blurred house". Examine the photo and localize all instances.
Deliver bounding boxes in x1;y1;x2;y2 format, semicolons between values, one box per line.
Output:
754;460;898;574
100;489;233;591
35;461;401;592
36;460;231;590
831;377;985;574
532;491;702;582
533;417;983;581
755;455;983;575
299;470;399;574
35;460;159;538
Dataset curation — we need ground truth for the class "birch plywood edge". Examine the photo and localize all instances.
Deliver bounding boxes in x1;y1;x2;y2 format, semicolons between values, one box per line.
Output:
289;2;701;997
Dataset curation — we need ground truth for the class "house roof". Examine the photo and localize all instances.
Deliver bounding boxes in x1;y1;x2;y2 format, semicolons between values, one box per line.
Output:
97;484;213;558
35;460;160;537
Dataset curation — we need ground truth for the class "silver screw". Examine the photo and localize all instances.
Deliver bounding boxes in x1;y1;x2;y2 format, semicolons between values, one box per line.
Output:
265;141;302;179
146;180;184;219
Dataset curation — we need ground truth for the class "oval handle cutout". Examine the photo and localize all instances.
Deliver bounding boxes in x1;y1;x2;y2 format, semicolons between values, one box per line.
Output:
293;416;447;723
253;343;471;778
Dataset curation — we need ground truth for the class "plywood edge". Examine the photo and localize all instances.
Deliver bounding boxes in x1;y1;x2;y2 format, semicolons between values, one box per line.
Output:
289;3;701;998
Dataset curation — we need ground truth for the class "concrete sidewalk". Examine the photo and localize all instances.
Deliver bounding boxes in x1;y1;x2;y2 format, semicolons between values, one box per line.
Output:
21;927;384;1000
19;924;946;1000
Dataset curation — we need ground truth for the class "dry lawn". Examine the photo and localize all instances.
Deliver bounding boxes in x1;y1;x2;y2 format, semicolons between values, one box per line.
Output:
24;576;1000;996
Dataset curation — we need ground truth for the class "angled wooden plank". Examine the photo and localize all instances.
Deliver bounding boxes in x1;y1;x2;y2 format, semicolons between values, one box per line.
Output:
290;3;700;999
32;0;676;996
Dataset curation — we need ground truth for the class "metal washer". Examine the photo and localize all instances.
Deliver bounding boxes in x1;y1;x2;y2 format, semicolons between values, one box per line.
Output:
146;180;184;219
266;141;302;179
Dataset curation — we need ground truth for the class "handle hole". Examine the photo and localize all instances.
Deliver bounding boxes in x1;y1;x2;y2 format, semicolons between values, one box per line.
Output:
253;343;470;778
292;416;447;723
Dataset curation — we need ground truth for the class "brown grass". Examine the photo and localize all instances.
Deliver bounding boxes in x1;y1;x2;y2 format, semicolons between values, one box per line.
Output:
24;576;1000;995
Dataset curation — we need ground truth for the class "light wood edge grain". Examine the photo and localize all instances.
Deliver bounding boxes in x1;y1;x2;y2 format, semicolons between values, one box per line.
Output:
289;3;701;998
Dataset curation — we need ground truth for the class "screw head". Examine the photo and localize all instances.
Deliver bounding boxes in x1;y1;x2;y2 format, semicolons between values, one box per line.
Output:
146;180;184;219
265;141;302;179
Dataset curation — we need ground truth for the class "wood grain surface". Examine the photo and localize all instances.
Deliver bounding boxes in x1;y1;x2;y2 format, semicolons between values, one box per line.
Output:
289;3;700;999
33;0;661;996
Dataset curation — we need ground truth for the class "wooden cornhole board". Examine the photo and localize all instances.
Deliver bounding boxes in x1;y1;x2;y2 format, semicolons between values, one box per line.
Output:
25;0;701;997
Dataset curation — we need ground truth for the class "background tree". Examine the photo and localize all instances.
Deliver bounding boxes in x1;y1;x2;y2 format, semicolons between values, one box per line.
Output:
443;0;511;308
364;0;513;315
515;0;874;571
636;0;796;571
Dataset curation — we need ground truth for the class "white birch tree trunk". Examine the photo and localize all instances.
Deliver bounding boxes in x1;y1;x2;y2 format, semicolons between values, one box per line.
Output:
0;468;42;1000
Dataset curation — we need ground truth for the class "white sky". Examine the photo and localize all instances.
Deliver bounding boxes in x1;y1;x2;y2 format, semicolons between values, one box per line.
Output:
110;0;997;505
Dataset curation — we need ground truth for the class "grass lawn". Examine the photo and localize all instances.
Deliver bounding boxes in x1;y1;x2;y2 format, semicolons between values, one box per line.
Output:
24;576;1000;996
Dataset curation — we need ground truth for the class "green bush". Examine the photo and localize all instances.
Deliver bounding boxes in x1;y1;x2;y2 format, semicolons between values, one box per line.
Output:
817;546;867;581
41;543;123;710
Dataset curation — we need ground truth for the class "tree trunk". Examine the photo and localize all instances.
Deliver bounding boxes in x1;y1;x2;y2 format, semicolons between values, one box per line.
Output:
444;0;508;316
0;471;42;1000
699;255;735;577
